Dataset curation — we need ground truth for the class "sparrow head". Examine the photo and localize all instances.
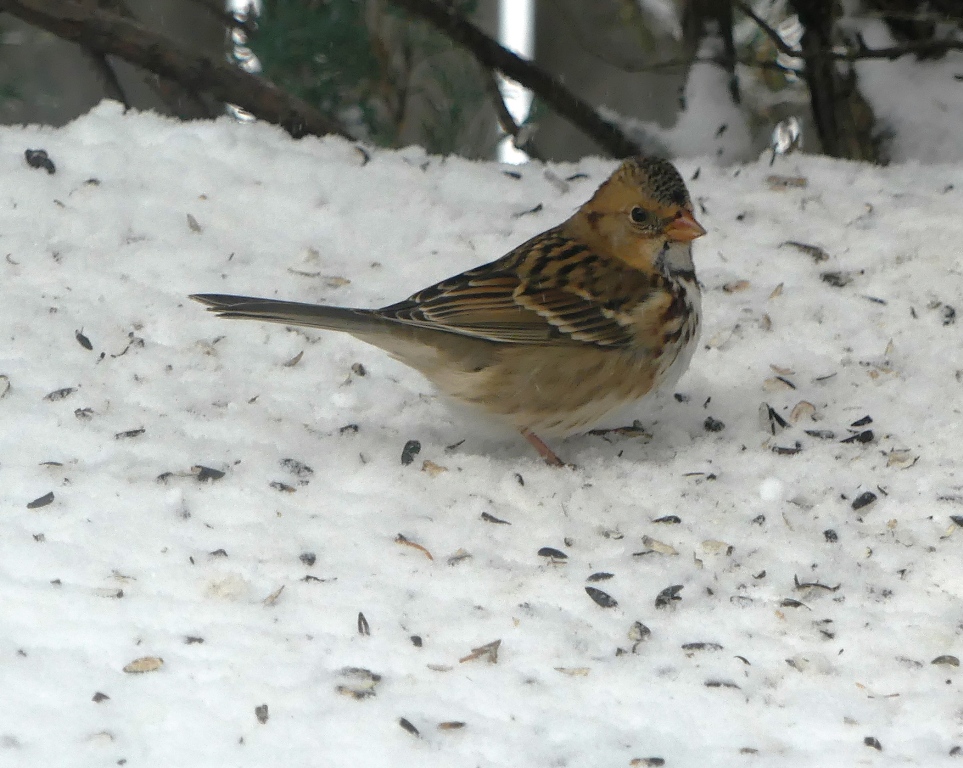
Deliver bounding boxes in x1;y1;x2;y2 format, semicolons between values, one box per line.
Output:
572;156;706;271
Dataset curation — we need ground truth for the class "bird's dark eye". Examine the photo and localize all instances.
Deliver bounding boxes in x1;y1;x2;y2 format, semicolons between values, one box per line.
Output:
630;206;652;225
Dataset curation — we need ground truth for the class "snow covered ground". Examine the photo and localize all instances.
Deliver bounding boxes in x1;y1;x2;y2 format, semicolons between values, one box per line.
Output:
1;102;962;767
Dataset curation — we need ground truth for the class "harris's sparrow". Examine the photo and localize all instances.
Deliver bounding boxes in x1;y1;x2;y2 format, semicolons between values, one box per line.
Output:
192;156;705;466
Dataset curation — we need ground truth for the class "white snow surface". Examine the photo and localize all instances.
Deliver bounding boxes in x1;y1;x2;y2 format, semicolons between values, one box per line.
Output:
2;102;962;767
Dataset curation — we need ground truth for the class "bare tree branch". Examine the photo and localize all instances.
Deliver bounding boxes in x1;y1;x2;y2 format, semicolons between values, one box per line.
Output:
481;69;543;161
385;0;641;158
733;0;800;57
181;0;258;36
84;50;131;108
0;0;352;141
733;0;963;61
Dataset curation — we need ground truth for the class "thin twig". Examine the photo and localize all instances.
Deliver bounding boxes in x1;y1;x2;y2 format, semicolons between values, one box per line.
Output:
481;69;543;161
0;0;353;141
181;0;258;36
831;37;963;60
733;0;801;57
386;0;640;157
84;50;130;108
734;0;963;62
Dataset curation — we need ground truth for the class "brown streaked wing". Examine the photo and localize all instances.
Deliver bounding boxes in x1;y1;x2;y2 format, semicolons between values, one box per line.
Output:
376;268;565;344
513;286;637;347
376;265;646;348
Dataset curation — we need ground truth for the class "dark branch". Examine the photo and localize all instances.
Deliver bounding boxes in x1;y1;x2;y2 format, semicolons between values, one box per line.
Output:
481;69;543;161
733;0;801;57
84;50;131;109
832;37;963;60
0;0;352;141
734;0;963;62
385;0;641;158
181;0;259;37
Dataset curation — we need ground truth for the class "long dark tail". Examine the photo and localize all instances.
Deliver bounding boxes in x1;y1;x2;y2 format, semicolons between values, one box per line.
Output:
190;294;389;335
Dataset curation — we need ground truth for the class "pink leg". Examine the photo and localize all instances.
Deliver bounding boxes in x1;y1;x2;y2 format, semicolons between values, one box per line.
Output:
520;428;567;467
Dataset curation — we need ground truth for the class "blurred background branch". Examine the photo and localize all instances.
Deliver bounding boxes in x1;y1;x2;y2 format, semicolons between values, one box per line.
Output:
0;0;959;164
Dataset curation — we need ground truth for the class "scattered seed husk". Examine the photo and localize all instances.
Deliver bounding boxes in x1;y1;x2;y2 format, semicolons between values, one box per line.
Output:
842;430;874;444
639;536;678;556
280;458;313;480
789;401;816;423
701;540;733;555
769;283;784;299
446;549;471;566
585;586;618;608
555;666;591;676
459;639;500;664
851;491;877;511
763;376;795;392
821;271;854;287
780;240;827;261
115;428;145;439
282;350;304;367
628;621;651;644
75;330;93;350
186;213;202;232
682;642;724;652
806;429;835;440
864;736;882;751
44;387;75;401
722;280;751;293
655;584;683;608
931;655;959;667
395;534;433;560
335;667;381;699
481;512;510;525
192;465;225;482
653;515;681;524
262;585;284;606
513;203;543;218
537;546;567;560
398;718;420;737
421;460;447;476
254;704;269;724
886;449;918;469
357;612;370;636
794;575;840;591
772;442;802;455
123;656;163;674
438;721;465;730
92;692;110;703
768;176;808;190
27;492;54;509
586;572;614;582
25;148;55;173
401;440;421;465
704;416;725;432
299;552;316;567
760;403;789;435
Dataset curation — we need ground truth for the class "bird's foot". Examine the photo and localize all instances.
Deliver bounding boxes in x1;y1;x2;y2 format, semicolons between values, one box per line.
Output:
520;428;575;469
